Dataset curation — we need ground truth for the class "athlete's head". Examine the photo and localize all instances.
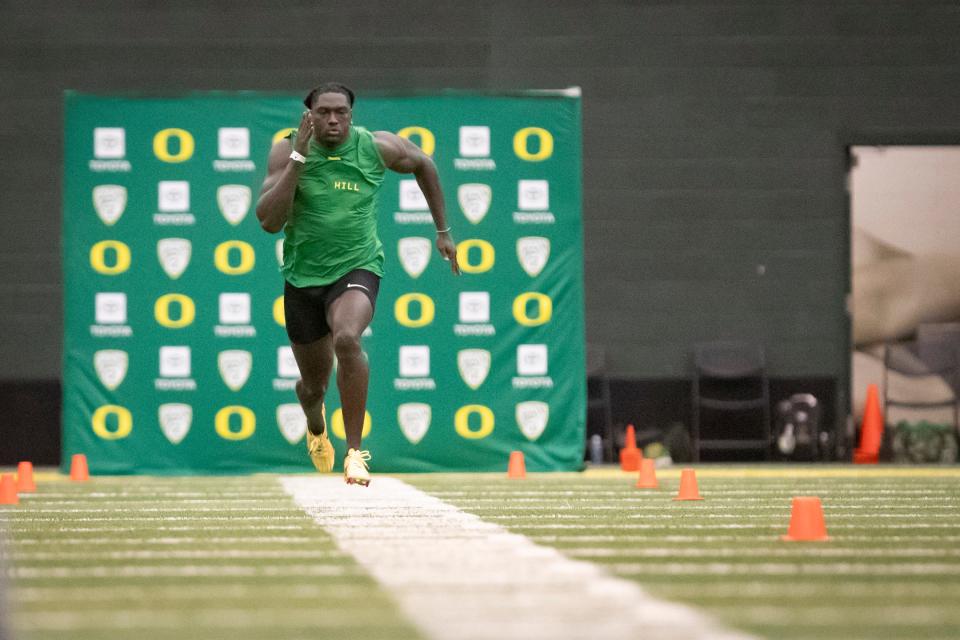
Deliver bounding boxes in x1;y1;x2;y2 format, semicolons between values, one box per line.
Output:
303;82;355;147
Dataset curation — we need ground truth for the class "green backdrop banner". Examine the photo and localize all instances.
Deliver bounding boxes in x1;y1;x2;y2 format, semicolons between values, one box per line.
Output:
62;90;584;474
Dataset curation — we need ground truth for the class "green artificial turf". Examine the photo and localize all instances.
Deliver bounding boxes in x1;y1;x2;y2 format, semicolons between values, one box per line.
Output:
3;467;959;640
1;475;423;640
408;469;960;640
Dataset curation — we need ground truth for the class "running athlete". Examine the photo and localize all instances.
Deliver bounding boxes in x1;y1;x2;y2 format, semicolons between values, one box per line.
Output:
256;82;459;486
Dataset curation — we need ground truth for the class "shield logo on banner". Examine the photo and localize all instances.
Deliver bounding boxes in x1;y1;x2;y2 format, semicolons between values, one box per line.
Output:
94;349;128;390
218;350;252;391
517;236;551;277
457;349;491;390
92;185;127;226
157;238;192;279
458;183;492;224
398;403;431;445
398;237;431;278
276;404;307;445
516;401;549;441
159;403;192;445
217;185;252;226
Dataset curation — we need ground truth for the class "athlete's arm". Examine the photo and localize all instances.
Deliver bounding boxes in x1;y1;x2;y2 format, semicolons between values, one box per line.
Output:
256;112;313;233
375;131;460;274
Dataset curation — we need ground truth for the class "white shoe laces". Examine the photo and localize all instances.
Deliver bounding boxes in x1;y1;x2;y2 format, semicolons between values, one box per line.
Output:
346;449;371;471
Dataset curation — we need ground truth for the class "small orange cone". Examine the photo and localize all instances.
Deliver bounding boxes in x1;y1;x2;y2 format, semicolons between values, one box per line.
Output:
673;468;703;501
70;454;90;482
635;457;658;489
507;451;526;479
619;424;642;471
781;496;829;541
624;424;637;449
853;383;883;464
0;474;18;505
620;447;641;471
16;461;36;492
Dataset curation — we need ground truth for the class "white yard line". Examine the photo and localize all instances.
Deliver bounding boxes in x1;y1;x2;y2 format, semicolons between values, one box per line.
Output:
12;583;372;602
281;476;756;640
438;495;960;503
464;522;958;531
23;496;270;501
20;525;305;533
11;515;306;522
428;489;959;496
531;534;960;543
12;564;355;579
12;549;345;561
371;503;959;511
15;607;384;632
563;547;960;559
609;562;960;576
12;536;314;545
14;507;296;514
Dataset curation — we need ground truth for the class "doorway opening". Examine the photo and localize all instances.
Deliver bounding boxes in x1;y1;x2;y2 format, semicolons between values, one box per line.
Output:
848;145;960;446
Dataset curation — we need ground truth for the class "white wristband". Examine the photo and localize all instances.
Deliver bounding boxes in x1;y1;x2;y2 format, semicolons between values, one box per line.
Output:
289;150;306;164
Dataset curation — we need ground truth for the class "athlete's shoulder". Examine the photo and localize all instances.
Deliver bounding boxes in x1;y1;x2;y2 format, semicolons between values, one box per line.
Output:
354;127;387;169
353;126;381;150
370;130;407;164
351;125;375;140
369;129;398;142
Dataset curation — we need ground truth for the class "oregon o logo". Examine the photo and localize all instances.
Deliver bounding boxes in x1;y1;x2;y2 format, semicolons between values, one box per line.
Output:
513;292;553;326
90;240;131;275
397;126;436;157
155;293;196;328
331;408;372;440
457;239;495;274
215;406;256;441
92;405;133;440
273;295;285;327
273;128;296;144
153;128;195;163
513;127;554;162
455;405;495;440
214;240;255;275
394;293;435;328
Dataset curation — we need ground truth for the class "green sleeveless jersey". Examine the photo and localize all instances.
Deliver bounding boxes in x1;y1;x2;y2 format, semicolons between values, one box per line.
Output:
282;126;386;286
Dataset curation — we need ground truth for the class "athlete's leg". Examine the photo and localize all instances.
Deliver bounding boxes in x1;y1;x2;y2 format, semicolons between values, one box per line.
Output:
326;290;374;451
284;280;336;437
291;335;334;436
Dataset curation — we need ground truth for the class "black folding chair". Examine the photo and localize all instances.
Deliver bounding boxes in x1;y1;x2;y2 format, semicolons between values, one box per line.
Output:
691;341;771;462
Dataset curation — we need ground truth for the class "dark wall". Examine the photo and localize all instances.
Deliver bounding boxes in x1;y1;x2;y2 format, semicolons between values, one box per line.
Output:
0;381;60;465
3;1;960;448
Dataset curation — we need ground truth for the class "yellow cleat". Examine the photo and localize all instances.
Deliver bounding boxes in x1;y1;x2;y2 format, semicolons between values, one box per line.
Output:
344;448;371;486
306;428;335;473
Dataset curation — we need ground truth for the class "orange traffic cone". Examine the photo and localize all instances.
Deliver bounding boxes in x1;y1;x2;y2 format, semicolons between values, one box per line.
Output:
624;423;637;449
0;474;18;505
635;457;658;489
781;496;829;541
507;451;526;479
853;384;883;464
620;448;641;472
70;454;90;482
673;468;703;501
619;424;642;471
16;461;36;492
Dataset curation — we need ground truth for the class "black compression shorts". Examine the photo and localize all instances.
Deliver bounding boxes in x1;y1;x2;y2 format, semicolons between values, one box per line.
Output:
283;269;381;344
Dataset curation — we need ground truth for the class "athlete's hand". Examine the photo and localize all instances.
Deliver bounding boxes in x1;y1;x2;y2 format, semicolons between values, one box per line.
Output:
437;232;460;275
293;111;314;157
